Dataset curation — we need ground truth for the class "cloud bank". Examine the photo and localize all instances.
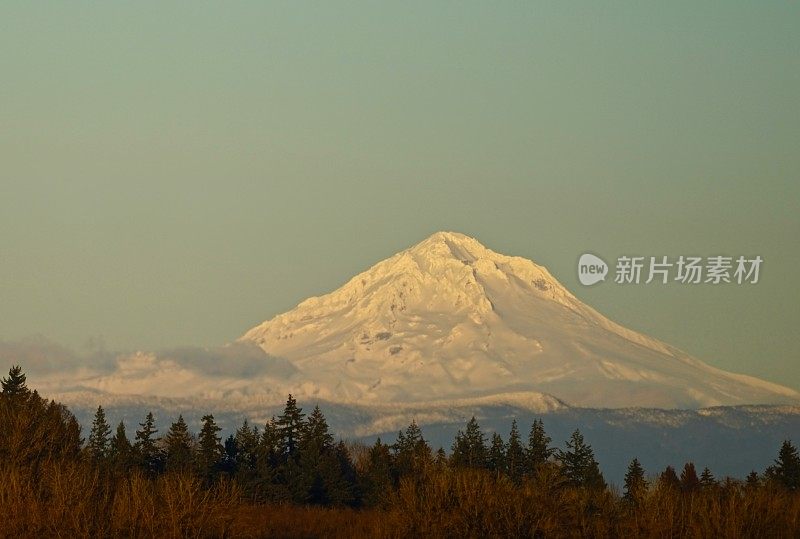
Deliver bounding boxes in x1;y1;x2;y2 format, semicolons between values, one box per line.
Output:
0;336;297;402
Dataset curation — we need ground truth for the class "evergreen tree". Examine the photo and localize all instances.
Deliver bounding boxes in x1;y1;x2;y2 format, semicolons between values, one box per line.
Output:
277;394;306;458
196;413;223;481
0;379;82;466
235;419;260;471
260;417;281;463
1;365;29;401
231;419;260;496
134;411;161;473
450;416;487;469
506;420;525;483
278;457;304;504
256;417;281;489
699;467;716;489
392;420;431;477
87;405;112;462
659;466;680;490
361;438;393;506
434;447;448;469
451;429;466;468
108;421;133;471
220;434;238;476
488;432;506;476
296;406;338;505
771;440;800;490
320;441;357;507
560;429;605;489
303;405;334;453
680;462;700;492
745;470;761;489
623;458;647;503
526;419;553;475
164;414;193;472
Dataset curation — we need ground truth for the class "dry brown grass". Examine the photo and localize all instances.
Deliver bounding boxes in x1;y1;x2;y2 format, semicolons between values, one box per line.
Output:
373;467;800;538
2;462;799;538
229;504;385;538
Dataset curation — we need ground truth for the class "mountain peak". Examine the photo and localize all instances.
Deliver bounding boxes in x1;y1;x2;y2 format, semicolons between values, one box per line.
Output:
416;230;482;248
395;231;562;295
409;231;491;262
422;230;474;243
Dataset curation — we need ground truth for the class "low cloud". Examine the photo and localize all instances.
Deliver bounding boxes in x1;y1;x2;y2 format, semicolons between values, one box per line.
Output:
0;337;296;383
157;342;297;378
0;335;116;376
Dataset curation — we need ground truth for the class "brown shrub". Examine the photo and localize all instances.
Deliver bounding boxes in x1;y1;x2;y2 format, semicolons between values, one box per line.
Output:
0;462;240;538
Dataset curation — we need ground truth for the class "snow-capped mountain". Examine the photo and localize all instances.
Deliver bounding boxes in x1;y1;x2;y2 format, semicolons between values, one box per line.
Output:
241;231;798;409
17;230;800;482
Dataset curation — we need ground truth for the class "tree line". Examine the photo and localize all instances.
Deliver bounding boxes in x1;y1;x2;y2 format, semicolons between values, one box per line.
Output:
3;364;800;536
4;364;799;505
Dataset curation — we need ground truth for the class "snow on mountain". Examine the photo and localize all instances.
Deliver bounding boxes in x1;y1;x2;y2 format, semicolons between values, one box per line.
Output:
240;231;799;409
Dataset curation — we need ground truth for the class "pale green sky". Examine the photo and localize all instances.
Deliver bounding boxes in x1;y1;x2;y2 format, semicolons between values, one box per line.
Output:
1;2;798;388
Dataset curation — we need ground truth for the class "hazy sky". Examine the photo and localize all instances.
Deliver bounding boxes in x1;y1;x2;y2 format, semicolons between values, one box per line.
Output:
1;3;798;389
